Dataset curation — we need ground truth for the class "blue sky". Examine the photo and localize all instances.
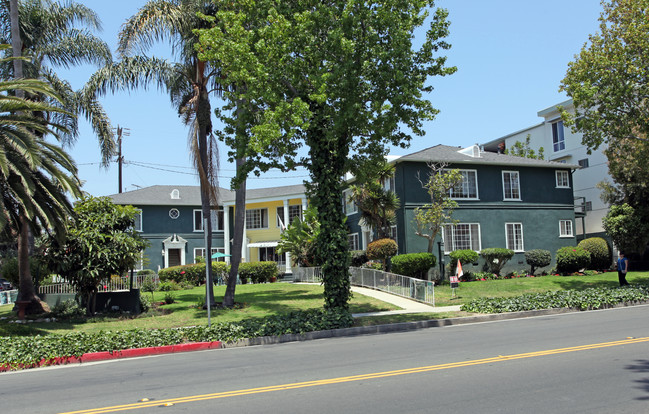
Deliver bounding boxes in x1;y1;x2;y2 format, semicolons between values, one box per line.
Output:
64;0;602;196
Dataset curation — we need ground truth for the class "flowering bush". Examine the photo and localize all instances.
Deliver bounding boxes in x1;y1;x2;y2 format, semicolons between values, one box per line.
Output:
556;246;591;274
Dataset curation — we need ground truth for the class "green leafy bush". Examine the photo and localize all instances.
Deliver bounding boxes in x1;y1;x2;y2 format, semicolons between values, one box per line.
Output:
578;237;612;270
50;300;84;319
163;292;175;304
157;281;181;292
238;262;278;284
139;294;151;313
461;285;649;313
449;249;479;274
480;248;514;276
391;253;436;279
0;309;353;370
137;269;156;276
525;249;552;275
556;246;591;274
140;276;157;300
158;262;230;285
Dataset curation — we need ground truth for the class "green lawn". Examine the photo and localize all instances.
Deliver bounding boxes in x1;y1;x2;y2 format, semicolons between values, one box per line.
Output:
2;272;647;337
432;271;649;306
0;283;398;336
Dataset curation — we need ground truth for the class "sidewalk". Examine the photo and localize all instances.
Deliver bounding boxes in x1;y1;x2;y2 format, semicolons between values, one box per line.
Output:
350;286;461;317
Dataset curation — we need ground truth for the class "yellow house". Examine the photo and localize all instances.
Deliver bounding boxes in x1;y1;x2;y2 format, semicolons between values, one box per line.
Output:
222;184;307;274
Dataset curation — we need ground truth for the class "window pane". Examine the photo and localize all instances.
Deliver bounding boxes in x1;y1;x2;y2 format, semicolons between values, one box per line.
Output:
194;210;203;231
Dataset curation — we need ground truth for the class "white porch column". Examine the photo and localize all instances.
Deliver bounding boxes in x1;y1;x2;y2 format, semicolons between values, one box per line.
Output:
301;197;307;217
242;221;248;262
223;206;231;264
283;199;292;273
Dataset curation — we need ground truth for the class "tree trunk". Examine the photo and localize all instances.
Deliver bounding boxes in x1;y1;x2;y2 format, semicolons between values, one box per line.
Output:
9;0;22;84
17;215;48;314
308;113;351;310
224;157;247;307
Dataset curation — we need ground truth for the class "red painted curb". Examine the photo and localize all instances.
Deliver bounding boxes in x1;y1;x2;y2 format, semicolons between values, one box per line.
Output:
0;341;222;372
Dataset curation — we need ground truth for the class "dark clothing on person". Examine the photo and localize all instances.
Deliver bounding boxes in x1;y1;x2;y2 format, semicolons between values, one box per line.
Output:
617;256;629;286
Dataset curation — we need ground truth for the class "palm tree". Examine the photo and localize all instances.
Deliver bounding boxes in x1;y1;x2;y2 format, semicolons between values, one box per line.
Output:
349;161;400;241
0;0;115;163
87;0;224;304
0;50;82;313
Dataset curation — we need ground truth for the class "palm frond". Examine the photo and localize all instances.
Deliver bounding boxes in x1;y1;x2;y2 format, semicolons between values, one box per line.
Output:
38;29;112;69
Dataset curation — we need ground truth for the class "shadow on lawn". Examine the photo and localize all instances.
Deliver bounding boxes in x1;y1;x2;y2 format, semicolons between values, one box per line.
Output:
551;274;649;291
626;359;649;400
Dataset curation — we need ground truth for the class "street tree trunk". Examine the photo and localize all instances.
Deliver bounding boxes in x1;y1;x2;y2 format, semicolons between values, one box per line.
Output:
224;156;246;307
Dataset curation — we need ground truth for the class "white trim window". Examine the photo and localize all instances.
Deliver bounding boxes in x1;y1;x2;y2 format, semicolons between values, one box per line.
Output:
276;205;302;228
442;223;481;254
133;209;143;232
342;188;357;215
505;223;524;252
381;175;396;193
134;250;144;271
348;233;360;251
552;120;566;152
559;220;573;237
194;247;226;263
449;170;479;200
246;208;269;229
502;171;521;201
556;170;570;188
193;209;223;232
389;225;397;240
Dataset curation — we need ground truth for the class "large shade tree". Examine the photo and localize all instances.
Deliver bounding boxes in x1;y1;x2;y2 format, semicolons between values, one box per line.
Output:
87;0;224;305
197;0;456;309
560;0;649;150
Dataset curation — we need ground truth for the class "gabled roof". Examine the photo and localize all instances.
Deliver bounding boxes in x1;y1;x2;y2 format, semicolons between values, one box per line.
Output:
108;183;307;206
394;144;578;169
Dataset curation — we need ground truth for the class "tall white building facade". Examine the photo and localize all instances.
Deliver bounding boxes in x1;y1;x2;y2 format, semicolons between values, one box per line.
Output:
483;99;609;239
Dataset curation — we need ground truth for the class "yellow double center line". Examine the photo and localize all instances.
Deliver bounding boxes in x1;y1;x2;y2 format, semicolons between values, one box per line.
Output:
61;336;649;414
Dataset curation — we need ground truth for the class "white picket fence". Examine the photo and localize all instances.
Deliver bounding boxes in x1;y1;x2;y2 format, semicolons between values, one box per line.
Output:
38;274;156;295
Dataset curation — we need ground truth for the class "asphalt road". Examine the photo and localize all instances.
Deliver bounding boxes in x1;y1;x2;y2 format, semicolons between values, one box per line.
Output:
2;305;649;414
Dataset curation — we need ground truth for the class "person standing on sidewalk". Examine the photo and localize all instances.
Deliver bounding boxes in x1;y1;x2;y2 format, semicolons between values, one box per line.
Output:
617;252;630;286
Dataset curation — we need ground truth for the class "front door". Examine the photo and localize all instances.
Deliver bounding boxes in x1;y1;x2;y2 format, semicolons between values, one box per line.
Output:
168;248;182;267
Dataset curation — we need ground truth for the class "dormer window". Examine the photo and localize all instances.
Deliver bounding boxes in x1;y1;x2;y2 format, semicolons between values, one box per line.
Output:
458;145;481;158
170;189;180;199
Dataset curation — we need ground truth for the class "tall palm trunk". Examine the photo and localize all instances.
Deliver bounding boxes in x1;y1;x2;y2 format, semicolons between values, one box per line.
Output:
197;89;215;306
224;156;246;307
11;0;46;313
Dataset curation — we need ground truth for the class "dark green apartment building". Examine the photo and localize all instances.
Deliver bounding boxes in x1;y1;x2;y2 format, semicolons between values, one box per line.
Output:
344;145;581;275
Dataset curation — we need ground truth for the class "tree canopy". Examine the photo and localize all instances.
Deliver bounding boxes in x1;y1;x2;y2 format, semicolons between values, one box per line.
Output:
560;0;649;150
42;196;147;314
197;0;455;309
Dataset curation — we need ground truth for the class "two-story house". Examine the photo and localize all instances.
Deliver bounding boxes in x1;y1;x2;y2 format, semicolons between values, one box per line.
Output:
108;184;307;273
482;99;609;240
344;145;580;274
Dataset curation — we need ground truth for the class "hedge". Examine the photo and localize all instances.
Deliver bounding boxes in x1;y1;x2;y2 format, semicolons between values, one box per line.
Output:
158;262;230;285
238;262;279;284
391;253;436;279
0;308;354;370
366;238;398;261
449;249;479;273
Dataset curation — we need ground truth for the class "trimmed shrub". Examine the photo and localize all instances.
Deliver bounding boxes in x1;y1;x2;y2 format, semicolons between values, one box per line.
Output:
366;238;398;270
525;249;552;275
578;237;612;270
350;250;368;267
137;269;156;276
449;249;479;274
480;248;514;276
157;281;181;292
391;253;436;279
556;246;591;274
238;262;278;284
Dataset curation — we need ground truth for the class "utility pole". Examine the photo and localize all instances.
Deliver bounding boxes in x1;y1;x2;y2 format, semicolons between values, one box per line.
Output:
114;125;130;193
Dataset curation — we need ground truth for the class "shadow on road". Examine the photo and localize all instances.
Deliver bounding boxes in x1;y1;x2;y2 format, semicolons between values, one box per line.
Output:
626;359;649;400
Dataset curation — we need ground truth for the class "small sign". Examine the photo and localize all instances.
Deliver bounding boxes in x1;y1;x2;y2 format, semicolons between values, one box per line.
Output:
450;260;463;289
